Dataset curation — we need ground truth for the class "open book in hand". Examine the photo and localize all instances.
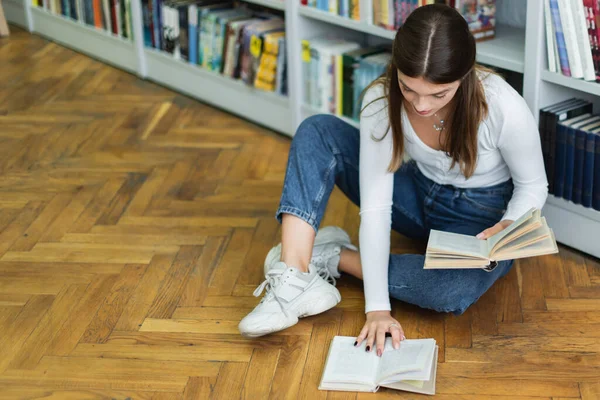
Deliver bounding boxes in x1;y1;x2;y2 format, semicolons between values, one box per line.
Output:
424;208;559;270
318;336;438;394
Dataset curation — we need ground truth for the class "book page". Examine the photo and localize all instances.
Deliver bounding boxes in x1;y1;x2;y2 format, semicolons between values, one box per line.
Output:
493;229;559;261
426;230;488;258
375;338;436;383
492;223;550;255
379;346;439;396
487;208;537;253
378;342;436;384
321;336;379;386
490;213;544;254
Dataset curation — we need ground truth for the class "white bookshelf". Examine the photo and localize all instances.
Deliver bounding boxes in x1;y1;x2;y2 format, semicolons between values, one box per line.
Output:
30;7;138;73
244;0;285;11
298;5;395;40
3;0;29;28
4;0;600;258
541;70;600;97
144;48;291;133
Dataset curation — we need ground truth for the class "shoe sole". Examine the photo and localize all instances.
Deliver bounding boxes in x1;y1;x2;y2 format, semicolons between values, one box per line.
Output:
264;226;356;276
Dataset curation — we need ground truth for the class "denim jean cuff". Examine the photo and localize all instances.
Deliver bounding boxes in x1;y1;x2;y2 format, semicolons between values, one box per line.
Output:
275;205;318;233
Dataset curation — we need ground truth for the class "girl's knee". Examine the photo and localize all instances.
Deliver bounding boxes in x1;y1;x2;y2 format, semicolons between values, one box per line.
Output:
294;114;336;144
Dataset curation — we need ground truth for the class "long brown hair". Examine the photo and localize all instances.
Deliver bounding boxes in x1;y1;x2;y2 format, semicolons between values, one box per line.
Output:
362;4;490;178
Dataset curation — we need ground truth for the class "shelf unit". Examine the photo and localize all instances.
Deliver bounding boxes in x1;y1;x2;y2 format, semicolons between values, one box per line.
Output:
30;7;138;73
245;0;285;11
5;0;600;258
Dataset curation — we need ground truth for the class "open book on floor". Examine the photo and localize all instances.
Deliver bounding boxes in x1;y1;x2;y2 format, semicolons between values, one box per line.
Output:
424;208;559;270
318;336;438;394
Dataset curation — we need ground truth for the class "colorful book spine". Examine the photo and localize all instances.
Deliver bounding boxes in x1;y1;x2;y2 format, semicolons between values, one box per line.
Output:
189;4;198;64
549;0;571;76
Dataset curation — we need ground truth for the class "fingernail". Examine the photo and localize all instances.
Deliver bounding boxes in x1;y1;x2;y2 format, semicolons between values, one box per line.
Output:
476;233;484;239
366;345;370;352
377;349;382;357
401;335;406;340
393;343;399;349
353;341;357;347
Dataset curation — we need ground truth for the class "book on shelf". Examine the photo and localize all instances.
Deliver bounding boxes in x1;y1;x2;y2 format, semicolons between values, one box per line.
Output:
546;0;599;82
302;1;496;42
424;208;559;270
302;38;390;120
540;98;592;194
319;336;438;394
139;1;287;95
540;98;600;212
40;0;133;39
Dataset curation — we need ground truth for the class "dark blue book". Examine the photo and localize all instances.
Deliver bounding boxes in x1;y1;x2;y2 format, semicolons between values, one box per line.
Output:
152;0;162;49
566;119;600;202
583;126;599;208
540;99;591;194
594;129;600;211
554;113;593;198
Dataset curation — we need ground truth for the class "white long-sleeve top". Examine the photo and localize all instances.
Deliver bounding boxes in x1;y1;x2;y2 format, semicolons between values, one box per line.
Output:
358;72;549;313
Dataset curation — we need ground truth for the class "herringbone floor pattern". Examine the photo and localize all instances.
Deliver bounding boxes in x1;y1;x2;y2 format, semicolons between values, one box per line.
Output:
0;27;599;400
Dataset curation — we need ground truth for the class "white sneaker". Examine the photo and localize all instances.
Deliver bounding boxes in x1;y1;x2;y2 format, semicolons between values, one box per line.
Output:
264;226;358;286
238;261;341;338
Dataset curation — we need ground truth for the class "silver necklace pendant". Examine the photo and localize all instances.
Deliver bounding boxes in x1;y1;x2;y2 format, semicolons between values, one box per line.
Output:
433;117;445;132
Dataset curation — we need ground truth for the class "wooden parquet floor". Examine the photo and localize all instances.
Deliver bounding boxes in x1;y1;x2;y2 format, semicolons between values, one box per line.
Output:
0;26;599;400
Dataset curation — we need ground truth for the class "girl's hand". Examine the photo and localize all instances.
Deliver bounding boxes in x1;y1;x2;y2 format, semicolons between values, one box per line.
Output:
354;310;405;357
476;219;514;240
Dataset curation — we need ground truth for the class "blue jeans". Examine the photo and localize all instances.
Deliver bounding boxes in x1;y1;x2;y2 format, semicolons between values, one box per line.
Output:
275;115;515;316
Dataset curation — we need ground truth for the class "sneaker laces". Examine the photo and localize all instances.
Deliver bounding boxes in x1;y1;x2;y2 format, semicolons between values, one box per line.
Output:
312;256;337;286
311;248;340;286
253;268;291;319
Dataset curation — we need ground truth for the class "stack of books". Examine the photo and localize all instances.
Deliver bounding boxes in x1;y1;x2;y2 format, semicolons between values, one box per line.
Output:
143;1;287;96
300;0;496;42
33;0;133;39
545;0;600;82
540;98;600;211
302;40;391;121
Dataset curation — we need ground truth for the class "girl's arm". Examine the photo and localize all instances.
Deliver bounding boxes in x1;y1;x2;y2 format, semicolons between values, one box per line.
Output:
359;84;395;313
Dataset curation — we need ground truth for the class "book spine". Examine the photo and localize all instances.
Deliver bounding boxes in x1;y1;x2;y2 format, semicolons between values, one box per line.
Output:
125;0;132;39
593;134;600;210
564;125;576;201
93;0;103;28
110;0;118;34
302;40;311;106
589;0;600;82
342;53;355;119
179;5;188;61
549;0;571;76
335;54;343;115
213;17;225;71
151;0;160;49
189;5;198;64
275;36;286;95
547;112;558;194
554;122;567;197
573;0;596;80
573;127;587;204
544;0;557;73
558;0;583;78
103;0;112;32
310;45;320;108
582;130;596;207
